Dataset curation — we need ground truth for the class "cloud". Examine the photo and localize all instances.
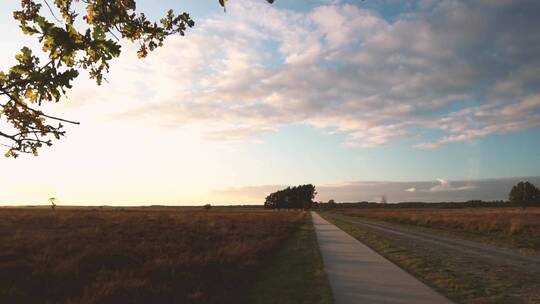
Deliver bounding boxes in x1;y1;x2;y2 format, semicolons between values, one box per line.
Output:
416;94;540;148
429;178;477;192
69;0;540;148
217;177;540;203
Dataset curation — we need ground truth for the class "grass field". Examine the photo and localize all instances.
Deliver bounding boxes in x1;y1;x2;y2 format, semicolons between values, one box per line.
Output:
335;207;540;249
0;207;312;304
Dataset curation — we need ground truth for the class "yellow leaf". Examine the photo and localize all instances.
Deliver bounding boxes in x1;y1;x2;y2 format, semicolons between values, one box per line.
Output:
137;47;147;59
24;89;33;99
86;7;94;23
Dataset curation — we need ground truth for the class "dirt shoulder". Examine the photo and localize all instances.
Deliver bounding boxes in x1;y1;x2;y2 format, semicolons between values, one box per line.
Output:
319;211;540;304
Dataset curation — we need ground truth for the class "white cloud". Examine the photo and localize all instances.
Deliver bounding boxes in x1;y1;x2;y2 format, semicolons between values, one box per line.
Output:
65;0;540;148
429;178;476;192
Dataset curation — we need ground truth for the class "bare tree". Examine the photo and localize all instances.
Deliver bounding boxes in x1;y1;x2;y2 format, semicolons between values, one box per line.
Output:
380;195;387;204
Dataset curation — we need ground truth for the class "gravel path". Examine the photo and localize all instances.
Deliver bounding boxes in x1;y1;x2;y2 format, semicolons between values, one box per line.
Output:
312;212;453;304
339;216;540;272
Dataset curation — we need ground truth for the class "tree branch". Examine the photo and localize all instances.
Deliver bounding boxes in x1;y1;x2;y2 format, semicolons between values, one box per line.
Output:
42;0;63;24
0;87;80;125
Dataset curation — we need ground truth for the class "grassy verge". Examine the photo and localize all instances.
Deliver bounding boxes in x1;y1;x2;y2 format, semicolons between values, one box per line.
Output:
250;213;333;304
335;208;540;250
319;211;532;304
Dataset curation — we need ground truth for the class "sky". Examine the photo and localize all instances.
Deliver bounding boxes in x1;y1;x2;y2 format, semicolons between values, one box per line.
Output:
0;0;539;205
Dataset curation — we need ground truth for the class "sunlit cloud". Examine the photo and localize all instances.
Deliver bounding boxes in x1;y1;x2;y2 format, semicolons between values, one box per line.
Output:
1;0;539;206
429;178;477;192
64;0;540;149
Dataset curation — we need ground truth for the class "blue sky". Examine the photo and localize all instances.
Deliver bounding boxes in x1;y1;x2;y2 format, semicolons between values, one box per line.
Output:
0;0;539;205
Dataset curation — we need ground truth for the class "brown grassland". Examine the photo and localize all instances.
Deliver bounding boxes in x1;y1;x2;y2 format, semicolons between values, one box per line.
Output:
0;207;304;304
336;207;540;249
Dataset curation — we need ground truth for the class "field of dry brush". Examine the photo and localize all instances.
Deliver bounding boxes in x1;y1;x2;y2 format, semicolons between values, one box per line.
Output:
0;208;304;304
337;207;540;249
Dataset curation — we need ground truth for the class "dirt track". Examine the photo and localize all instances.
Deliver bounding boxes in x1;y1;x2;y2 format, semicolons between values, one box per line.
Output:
341;217;540;271
325;213;540;303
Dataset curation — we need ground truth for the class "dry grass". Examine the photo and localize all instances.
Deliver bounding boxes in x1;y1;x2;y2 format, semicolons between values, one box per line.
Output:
0;208;304;304
336;207;540;249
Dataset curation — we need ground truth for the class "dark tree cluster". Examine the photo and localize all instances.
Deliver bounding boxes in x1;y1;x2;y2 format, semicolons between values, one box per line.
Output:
264;184;317;210
509;181;540;209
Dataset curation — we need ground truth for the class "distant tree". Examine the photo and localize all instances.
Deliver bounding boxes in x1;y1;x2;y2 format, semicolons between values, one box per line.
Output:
319;199;337;210
49;197;56;211
380;195;388;204
509;181;540;209
264;184;316;210
203;204;212;211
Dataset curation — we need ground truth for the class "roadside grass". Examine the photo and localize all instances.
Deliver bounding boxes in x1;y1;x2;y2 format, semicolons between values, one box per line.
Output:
335;207;540;250
250;213;333;304
319;211;533;304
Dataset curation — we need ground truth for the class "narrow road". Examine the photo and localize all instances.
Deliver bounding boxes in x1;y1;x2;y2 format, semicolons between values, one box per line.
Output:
339;216;540;271
312;212;452;304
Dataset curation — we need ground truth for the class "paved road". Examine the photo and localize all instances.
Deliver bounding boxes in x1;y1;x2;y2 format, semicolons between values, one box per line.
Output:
312;212;453;304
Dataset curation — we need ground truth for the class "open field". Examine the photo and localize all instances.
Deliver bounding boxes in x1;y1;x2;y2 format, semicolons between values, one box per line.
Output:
320;211;540;303
0;208;310;304
334;207;540;249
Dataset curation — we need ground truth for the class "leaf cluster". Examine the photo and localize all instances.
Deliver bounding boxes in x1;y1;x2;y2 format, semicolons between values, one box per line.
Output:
1;0;276;157
1;0;195;157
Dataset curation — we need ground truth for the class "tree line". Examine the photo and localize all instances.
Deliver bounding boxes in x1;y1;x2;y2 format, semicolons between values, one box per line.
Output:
264;185;316;210
316;181;540;210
